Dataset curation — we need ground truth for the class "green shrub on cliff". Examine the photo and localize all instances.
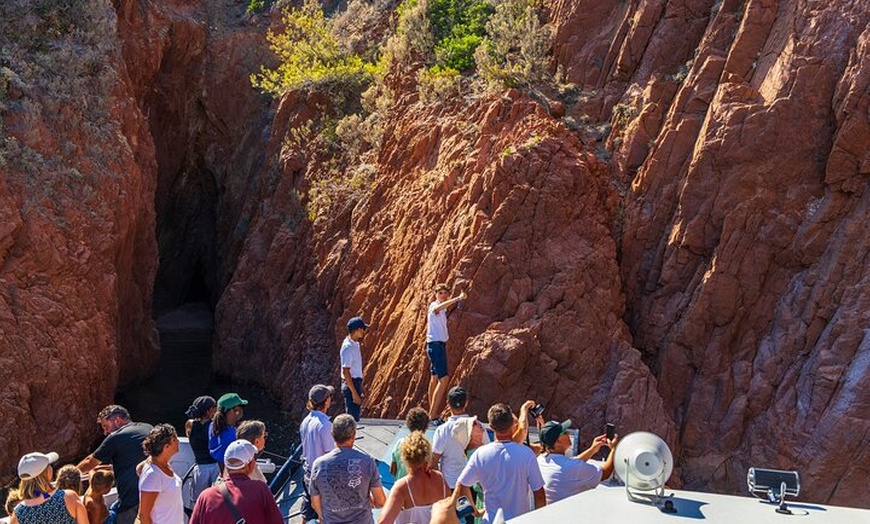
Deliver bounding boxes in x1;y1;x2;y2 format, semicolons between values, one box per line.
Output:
474;0;552;89
251;0;377;95
428;0;492;72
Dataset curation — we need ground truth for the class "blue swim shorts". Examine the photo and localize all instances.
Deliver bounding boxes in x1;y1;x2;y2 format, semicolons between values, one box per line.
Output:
426;341;449;378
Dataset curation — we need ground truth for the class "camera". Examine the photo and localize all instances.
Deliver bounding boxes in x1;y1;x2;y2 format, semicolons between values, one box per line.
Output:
456;496;474;519
529;403;545;418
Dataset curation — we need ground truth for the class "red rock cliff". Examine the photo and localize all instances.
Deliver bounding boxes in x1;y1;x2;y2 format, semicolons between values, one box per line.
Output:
552;0;869;503
213;0;869;505
0;1;159;477
0;0;272;483
1;0;867;508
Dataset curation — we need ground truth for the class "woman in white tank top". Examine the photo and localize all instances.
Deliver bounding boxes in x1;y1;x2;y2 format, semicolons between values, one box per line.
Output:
378;432;450;524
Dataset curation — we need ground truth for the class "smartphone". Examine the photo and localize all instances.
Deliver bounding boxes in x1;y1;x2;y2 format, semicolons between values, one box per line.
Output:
529;403;545;418
456;496;474;519
605;423;616;440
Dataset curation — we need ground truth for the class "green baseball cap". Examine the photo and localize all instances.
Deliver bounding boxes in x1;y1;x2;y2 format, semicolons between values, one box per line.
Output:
540;419;572;448
217;393;249;410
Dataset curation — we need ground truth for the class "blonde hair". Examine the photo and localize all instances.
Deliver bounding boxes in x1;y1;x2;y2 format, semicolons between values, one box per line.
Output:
17;467;54;500
400;431;432;471
5;490;22;515
55;464;82;494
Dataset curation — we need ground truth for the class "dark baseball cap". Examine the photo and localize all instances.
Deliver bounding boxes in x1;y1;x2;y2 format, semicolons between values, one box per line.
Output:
448;386;467;408
347;316;369;332
540;419;572;448
185;396;216;418
309;384;335;404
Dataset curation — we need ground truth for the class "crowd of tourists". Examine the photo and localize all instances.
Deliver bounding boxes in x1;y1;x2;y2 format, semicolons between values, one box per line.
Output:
6;283;619;523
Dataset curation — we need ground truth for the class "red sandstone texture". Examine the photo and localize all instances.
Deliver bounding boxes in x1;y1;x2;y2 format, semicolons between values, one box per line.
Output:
0;0;271;483
552;0;870;503
1;0;868;509
0;2;159;479
214;0;870;506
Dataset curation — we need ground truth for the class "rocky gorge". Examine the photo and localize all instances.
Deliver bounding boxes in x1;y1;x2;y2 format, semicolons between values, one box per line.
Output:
0;0;867;507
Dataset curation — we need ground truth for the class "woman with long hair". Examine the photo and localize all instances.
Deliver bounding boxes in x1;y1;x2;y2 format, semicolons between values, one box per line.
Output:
8;452;87;524
378;432;452;524
138;424;184;524
209;393;248;468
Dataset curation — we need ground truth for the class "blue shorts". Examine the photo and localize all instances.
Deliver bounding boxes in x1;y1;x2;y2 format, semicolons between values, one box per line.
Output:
427;341;449;378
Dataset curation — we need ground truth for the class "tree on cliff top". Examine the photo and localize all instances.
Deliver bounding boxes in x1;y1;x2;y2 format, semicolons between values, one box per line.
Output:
251;0;377;95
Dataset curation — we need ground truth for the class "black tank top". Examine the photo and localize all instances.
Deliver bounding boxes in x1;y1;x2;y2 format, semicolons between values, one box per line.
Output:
190;420;217;464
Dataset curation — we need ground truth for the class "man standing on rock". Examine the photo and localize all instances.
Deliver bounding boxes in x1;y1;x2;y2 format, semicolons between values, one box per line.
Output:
427;284;467;420
341;316;369;421
77;405;153;524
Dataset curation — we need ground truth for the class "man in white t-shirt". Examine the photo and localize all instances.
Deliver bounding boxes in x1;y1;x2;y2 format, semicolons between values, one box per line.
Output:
431;386;488;488
426;284;467;419
453;403;546;522
432;386;488;524
340;316;369;421
536;419;618;504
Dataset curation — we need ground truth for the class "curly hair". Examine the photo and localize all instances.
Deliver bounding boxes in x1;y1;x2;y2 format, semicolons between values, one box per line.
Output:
405;407;429;432
400;431;432;471
5;489;22;515
142;424;177;457
55;464;82;494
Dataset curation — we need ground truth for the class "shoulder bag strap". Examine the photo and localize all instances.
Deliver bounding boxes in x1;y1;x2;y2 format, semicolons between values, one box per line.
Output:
219;482;247;524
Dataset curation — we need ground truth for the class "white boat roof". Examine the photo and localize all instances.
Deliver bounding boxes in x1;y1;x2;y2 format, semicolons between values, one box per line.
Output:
309;419;870;524
508;481;869;523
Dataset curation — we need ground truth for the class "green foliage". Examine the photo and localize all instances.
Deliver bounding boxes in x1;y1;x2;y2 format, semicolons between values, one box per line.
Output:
251;0;377;96
246;0;271;16
428;0;492;72
474;0;553;90
417;66;460;101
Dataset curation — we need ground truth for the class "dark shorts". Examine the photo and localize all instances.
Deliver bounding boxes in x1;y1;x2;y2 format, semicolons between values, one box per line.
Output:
342;378;363;421
427;341;449;378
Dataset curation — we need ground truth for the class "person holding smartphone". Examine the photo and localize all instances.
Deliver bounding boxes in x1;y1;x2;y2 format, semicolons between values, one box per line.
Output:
536;419;618;504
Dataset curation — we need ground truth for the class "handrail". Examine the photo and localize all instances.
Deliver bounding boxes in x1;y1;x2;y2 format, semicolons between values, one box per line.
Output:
269;443;304;497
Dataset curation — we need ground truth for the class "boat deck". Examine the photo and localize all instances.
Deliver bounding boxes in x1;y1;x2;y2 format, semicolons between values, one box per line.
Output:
5;419;867;523
278;418;409;523
277;418;870;523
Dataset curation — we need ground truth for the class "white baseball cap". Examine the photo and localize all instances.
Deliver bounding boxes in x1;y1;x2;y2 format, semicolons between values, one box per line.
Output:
18;452;59;479
224;440;257;470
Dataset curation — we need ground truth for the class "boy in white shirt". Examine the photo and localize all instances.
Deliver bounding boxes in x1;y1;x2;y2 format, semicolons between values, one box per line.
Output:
426;284;466;419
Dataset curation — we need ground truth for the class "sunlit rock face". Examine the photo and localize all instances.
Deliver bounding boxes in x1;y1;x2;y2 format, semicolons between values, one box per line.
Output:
550;0;870;504
216;0;869;505
1;0;867;507
0;0;159;479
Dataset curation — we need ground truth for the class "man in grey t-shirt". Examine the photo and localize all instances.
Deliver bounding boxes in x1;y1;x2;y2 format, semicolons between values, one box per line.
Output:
310;414;386;524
